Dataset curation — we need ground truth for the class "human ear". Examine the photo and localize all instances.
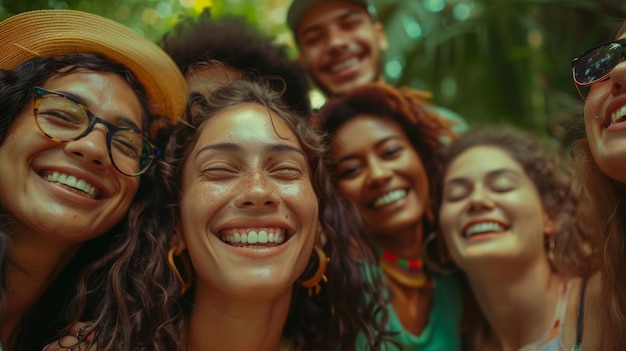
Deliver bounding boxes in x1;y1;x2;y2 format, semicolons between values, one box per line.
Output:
543;212;555;236
170;229;187;254
374;22;388;51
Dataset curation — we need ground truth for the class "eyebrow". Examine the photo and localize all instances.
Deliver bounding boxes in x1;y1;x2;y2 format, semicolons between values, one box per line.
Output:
58;90;142;131
299;9;361;38
336;135;399;164
194;142;307;162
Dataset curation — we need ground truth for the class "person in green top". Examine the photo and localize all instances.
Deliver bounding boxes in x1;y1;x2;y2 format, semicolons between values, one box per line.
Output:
318;82;463;350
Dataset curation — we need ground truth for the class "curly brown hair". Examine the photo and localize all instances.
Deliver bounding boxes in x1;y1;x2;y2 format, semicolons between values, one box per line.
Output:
160;10;311;117
64;80;394;351
317;82;457;243
443;126;593;275
441;125;593;350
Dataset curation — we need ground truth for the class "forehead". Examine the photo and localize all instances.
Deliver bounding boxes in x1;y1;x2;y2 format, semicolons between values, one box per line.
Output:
40;69;143;125
297;1;370;35
334;114;405;150
448;146;523;177
186;65;240;97
194;103;301;148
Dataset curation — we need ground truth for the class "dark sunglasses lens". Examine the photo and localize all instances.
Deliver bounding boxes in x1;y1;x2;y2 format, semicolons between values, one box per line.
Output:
575;42;624;85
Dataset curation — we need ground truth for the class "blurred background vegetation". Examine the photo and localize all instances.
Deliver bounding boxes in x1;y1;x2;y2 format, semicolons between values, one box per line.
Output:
1;0;625;141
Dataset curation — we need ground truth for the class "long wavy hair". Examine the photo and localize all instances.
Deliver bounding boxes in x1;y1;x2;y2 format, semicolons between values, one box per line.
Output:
0;53;155;350
317;82;457;259
566;116;626;350
561;20;626;350
67;80;394;350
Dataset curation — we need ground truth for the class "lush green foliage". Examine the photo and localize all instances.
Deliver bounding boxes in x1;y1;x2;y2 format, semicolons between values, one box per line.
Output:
2;0;624;139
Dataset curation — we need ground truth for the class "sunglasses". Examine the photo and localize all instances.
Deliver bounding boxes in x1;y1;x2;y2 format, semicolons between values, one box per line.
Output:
572;38;626;87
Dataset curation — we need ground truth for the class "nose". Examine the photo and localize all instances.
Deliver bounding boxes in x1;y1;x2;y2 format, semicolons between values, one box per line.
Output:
365;158;392;188
610;61;626;96
326;25;349;55
235;170;280;209
63;125;110;169
466;185;495;213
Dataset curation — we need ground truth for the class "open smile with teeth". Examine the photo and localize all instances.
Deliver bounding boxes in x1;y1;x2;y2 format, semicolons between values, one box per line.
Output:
463;221;508;238
373;189;407;208
220;228;288;248
329;57;360;73
44;171;98;199
610;105;626;124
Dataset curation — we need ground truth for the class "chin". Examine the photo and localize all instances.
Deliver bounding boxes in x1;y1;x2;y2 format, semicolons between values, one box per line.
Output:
594;153;626;183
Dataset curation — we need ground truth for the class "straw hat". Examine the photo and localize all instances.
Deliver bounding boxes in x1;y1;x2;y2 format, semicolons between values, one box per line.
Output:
0;9;187;121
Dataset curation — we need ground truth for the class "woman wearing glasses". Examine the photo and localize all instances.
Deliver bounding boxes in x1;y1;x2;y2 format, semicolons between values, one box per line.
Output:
45;80;394;351
568;20;626;350
0;9;185;350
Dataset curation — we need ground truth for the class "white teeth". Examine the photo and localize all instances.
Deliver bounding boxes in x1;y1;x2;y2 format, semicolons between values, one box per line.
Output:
611;105;626;124
464;222;506;238
45;171;97;198
222;228;285;246
248;231;258;244
330;57;359;72
373;189;407;208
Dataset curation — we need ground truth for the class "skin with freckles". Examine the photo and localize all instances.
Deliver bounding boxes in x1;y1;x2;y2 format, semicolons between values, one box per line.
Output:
176;103;319;302
48;81;394;351
295;1;387;96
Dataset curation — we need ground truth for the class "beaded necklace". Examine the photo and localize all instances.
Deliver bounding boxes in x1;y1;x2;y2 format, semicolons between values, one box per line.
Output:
375;246;429;288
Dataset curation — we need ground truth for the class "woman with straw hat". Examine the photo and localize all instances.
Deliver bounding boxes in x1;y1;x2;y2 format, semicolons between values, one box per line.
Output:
0;9;186;350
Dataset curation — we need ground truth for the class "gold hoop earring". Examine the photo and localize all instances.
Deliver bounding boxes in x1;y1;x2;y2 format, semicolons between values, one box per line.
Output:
299;245;330;296
422;232;457;275
168;246;193;294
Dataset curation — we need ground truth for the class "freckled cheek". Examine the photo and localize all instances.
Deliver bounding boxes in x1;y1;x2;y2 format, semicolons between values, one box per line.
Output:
281;183;315;201
182;184;233;218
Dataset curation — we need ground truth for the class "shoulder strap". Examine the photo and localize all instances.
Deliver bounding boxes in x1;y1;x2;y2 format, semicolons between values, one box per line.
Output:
574;278;588;349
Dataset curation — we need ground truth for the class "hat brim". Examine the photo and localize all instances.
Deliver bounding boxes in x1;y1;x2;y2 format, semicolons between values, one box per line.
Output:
0;9;187;122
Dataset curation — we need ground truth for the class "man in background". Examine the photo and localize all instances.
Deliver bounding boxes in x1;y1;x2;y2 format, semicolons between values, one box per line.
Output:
287;0;468;132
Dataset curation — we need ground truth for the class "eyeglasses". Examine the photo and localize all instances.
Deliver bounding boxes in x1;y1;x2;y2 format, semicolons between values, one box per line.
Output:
572;38;626;87
32;86;159;177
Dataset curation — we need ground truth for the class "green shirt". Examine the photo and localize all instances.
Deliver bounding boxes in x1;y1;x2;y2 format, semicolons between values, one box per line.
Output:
355;263;462;351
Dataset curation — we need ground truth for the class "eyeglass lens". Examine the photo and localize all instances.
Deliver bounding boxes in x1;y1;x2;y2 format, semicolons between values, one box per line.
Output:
574;41;626;85
34;89;152;176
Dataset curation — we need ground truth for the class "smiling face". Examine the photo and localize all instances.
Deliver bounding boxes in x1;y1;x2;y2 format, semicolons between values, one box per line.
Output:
296;1;387;97
332;114;429;237
0;70;142;242
179;103;319;301
439;146;551;271
583;30;626;183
